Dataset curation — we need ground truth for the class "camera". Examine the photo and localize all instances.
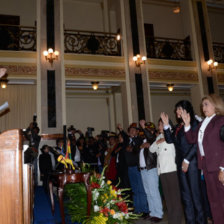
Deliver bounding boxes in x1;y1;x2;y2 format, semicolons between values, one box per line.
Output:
86;127;95;138
33;114;38;128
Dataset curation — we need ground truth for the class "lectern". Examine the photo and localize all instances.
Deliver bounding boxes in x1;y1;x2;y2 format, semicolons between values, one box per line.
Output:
0;129;34;224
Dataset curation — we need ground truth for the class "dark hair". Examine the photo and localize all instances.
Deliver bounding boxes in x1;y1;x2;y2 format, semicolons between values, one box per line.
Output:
175;100;195;125
40;145;48;153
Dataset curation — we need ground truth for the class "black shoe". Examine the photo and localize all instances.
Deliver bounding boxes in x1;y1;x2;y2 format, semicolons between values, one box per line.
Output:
141;213;150;219
150;217;162;223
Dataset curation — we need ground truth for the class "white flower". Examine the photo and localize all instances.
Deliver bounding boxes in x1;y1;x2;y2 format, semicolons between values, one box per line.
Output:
125;213;129;219
94;205;100;212
100;180;105;187
92;189;99;200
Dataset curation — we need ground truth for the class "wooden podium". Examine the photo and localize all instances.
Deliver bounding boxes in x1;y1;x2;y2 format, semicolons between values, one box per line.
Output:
0;129;34;224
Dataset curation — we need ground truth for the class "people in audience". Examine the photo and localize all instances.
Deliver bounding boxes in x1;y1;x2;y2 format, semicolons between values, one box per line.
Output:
39;145;52;193
161;100;205;224
182;94;224;224
138;120;163;223
118;123;149;217
150;118;183;224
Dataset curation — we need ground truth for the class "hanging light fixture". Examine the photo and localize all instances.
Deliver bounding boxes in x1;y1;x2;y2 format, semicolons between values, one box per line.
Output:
91;81;99;90
167;84;174;92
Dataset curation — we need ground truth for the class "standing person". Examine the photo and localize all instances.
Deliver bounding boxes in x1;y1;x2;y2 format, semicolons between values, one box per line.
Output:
161;100;205;224
149;118;183;224
118;123;149;217
182;94;224;224
39;145;52;193
139;120;163;223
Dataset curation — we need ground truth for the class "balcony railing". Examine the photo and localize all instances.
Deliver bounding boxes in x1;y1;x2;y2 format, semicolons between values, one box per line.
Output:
145;36;192;61
64;29;121;56
213;42;224;63
0;24;36;51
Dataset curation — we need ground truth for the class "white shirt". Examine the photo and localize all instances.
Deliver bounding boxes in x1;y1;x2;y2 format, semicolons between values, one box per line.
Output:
139;139;147;168
198;114;216;156
74;146;81;162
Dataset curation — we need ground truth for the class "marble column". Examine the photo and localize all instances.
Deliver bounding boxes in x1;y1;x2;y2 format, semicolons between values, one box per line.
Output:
36;0;66;134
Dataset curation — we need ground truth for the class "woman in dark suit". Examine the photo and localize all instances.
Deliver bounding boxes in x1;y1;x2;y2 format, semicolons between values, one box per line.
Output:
161;100;205;224
182;94;224;224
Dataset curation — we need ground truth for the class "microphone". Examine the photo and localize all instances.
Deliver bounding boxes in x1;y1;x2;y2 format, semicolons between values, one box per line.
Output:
0;102;9;112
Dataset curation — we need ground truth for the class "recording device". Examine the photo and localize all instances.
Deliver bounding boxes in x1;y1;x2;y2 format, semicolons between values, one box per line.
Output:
67;125;76;139
33;113;38;128
0;101;9;112
101;130;109;139
87;127;94;138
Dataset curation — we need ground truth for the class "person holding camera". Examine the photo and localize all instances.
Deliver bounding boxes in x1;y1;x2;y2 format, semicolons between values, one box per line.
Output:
23;115;41;185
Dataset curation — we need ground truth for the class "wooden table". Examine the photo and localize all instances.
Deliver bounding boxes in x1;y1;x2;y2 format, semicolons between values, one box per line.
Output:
49;170;91;224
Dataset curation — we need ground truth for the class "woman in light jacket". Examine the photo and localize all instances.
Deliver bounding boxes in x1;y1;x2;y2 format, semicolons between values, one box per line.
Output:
150;118;183;224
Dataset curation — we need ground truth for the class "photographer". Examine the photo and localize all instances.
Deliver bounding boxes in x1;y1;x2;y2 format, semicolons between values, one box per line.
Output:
67;125;84;167
23;114;41;185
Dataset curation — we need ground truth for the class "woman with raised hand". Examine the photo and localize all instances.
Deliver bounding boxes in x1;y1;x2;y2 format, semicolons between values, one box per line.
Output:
161;100;205;224
150;118;183;224
182;94;224;224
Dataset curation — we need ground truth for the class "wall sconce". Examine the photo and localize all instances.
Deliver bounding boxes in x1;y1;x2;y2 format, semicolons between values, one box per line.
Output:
207;59;218;71
91;81;99;90
116;29;121;41
167;84;174;92
133;54;147;67
43;48;59;66
173;6;180;14
0;79;8;89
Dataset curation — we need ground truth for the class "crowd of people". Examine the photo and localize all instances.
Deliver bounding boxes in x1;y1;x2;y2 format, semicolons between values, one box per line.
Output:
36;93;224;224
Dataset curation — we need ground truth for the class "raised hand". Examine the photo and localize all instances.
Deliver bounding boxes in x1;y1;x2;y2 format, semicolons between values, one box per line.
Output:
139;119;146;129
117;123;123;131
181;109;190;127
160;112;169;126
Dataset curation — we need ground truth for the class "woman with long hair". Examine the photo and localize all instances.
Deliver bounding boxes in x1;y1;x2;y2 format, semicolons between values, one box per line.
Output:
161;100;205;224
182;94;224;224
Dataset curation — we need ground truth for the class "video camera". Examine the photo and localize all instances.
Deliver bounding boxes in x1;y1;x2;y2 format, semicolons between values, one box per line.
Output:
33;113;38;128
86;127;94;138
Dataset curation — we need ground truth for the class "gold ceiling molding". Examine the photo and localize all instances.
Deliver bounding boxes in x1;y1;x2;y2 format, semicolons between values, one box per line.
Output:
217;73;224;83
65;67;125;80
0;64;36;77
149;70;198;83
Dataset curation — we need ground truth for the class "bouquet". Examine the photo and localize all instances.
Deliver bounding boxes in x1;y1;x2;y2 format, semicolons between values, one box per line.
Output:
65;166;139;224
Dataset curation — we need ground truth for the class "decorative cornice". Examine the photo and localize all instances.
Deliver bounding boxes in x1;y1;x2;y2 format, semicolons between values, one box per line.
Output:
217;73;224;83
149;70;198;83
65;67;126;80
0;64;37;78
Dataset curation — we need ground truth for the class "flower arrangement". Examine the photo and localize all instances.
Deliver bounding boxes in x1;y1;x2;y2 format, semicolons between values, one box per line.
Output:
65;166;139;224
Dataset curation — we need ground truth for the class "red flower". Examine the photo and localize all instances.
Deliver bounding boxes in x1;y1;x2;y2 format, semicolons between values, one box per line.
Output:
100;207;110;216
90;182;100;189
116;201;128;213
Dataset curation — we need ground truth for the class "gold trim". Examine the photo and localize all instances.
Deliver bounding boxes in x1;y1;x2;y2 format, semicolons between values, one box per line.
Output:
0;51;36;59
149;70;198;83
148;58;197;67
65;54;125;63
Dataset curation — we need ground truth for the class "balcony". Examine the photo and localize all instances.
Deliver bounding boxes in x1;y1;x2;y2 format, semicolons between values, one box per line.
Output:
145;36;192;61
0;24;36;51
0;24;223;64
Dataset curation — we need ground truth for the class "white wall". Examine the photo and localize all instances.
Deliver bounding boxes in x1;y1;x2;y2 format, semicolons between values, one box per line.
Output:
208;9;224;43
0;85;36;132
0;0;36;26
142;2;185;39
151;94;191;125
66;95;110;136
63;0;104;31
